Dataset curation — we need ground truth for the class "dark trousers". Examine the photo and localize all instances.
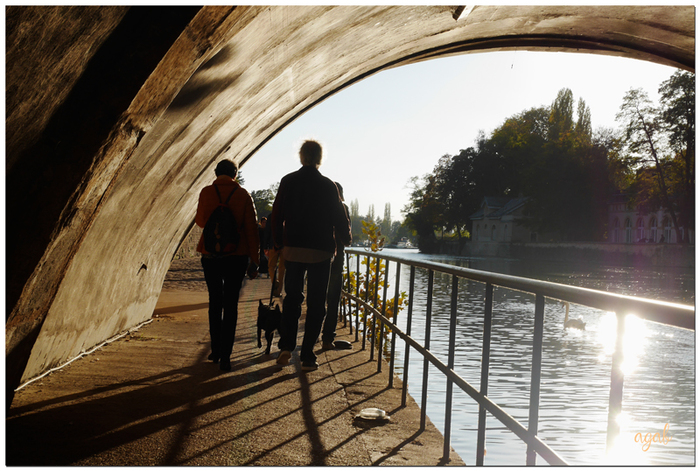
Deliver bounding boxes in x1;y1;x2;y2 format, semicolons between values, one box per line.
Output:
279;258;332;363
322;252;344;344
201;255;248;361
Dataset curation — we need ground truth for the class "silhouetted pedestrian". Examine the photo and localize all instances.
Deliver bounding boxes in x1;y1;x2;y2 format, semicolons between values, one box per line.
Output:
270;140;351;370
322;182;351;350
258;217;269;276
196;159;260;372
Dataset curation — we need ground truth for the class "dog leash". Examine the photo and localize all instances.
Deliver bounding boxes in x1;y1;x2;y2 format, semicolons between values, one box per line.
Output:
268;264;279;305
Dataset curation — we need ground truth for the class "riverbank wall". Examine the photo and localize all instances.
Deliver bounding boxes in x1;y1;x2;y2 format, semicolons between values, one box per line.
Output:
436;241;695;269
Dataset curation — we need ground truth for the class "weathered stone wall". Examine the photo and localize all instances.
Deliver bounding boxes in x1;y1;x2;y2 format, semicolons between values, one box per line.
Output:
6;5;694;403
5;6;129;172
5;5;238;402
174;224;203;260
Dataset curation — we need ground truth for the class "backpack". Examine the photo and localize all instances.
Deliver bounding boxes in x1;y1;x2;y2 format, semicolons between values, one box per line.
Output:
203;185;240;255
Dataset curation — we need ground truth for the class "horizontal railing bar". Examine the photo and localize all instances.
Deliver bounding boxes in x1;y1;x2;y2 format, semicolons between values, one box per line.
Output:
342;291;568;466
345;248;694;330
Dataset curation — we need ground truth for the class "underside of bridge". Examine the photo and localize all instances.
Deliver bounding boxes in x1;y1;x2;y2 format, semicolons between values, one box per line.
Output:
5;5;694;404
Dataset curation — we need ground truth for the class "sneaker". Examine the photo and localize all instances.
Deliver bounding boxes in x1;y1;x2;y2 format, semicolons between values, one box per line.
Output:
301;360;319;371
322;342;335;350
276;350;291;366
219;359;231;371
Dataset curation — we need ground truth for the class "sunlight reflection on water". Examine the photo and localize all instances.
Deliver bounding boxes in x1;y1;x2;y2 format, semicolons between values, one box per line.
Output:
360;250;694;466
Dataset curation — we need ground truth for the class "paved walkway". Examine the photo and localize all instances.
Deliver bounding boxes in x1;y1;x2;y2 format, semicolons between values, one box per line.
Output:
7;275;464;466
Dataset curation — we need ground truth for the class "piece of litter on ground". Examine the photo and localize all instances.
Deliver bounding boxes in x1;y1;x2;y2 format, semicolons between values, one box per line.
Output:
355;407;390;421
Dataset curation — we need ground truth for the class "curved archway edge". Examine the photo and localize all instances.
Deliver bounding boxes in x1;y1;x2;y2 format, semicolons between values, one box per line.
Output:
6;5;694;403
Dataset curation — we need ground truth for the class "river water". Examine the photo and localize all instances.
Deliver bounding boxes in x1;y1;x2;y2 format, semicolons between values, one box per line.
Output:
352;248;695;466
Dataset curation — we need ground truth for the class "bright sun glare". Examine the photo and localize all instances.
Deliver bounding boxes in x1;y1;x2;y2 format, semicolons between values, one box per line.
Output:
597;312;649;376
595;312;652;465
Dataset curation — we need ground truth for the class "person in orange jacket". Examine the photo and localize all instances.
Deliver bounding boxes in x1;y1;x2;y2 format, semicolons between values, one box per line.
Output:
196;159;260;371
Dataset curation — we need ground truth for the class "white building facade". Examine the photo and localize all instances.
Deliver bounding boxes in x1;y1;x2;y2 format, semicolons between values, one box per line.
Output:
470;197;534;243
608;196;693;244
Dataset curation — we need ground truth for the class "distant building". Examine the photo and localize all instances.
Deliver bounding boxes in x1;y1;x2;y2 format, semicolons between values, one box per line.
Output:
470;196;536;243
607;194;694;244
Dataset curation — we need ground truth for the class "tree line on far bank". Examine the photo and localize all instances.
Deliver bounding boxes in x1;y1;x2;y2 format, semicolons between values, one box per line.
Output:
403;70;695;252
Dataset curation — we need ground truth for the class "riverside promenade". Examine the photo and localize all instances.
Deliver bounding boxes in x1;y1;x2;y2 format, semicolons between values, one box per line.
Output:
7;258;464;466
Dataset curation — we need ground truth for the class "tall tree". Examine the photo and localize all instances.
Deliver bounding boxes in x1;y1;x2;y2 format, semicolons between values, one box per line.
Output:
617;87;683;242
350;198;360;219
548;88;575;141
349;198;363;243
575;98;592;146
522;89;609;240
403;174;442;252
381;203;392;237
366;204;375;223
659;70;695;242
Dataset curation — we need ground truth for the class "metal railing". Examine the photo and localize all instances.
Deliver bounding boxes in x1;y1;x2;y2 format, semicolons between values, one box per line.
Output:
340;247;694;466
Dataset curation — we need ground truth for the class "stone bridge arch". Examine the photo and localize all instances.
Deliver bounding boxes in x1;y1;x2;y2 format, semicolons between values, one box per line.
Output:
6;5;694;403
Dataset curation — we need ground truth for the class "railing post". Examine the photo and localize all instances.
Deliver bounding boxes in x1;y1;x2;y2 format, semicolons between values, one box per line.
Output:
402;266;416;408
388;262;401;388
526;294;546;466
353;253;361;336
476;282;494;466
343;253;350;329
358;255;368;342
338;247;692;467
369;256;379;360
420;270;434;432
443;275;459;462
377;260;390;373
606;312;627;453
361;254;368;348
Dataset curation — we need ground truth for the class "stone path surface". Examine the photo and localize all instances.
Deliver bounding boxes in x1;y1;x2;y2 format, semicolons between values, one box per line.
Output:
7;258;464;466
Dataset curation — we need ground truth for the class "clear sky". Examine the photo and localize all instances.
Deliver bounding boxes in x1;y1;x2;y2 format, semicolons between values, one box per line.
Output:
241;50;680;221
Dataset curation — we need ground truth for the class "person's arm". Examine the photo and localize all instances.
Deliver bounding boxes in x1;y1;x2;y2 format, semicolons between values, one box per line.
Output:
195;187;210;228
270;179;286;250
333;188;352;247
242;192;261;266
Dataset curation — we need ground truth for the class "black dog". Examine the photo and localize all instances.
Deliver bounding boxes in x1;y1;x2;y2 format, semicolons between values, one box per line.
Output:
257;300;281;355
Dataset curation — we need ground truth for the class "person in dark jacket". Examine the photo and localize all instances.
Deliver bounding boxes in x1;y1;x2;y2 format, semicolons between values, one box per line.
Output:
321;182;351;349
270;140;352;371
258;217;269;276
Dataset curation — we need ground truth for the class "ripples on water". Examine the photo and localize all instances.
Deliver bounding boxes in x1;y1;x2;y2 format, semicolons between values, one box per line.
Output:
356;249;694;466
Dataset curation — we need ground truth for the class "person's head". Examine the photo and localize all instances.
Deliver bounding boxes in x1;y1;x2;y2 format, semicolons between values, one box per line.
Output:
260;217;267;227
335;182;345;201
299;140;323;168
215;159;238;178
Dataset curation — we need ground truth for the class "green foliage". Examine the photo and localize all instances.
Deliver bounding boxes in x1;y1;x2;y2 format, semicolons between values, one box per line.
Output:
659;70;695;240
235;171;245;186
362;219;385;252
388;219;412;245
349;199;402;246
403;174;442;251
344;220;408;351
616;71;695;243
250;183;279;218
402;81;700;243
521;91;611;240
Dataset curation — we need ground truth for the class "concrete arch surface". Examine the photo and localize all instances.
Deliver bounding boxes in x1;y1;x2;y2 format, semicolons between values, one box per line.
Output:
6;5;694;403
